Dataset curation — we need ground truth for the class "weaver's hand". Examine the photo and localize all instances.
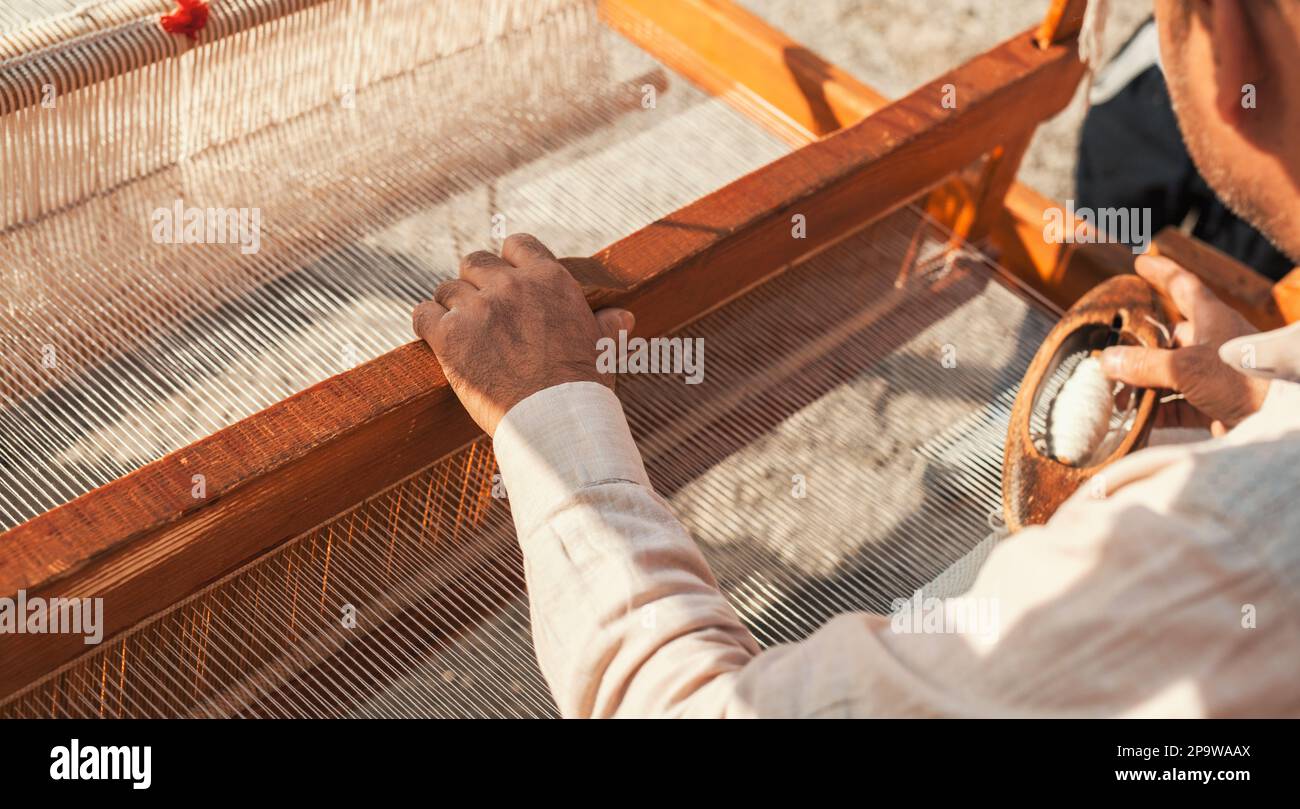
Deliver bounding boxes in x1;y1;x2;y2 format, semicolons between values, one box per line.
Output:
1100;254;1270;435
412;233;634;437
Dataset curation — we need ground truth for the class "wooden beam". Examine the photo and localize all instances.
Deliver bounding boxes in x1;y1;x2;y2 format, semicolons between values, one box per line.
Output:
1036;0;1091;48
611;0;1300;326
0;27;1087;699
995;182;1135;306
602;0;1044;247
602;0;1094;304
1151;228;1286;331
1274;267;1300;324
599;0;887;145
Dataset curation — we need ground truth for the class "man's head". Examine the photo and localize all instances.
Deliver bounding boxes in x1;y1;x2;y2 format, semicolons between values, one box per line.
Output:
1155;0;1300;262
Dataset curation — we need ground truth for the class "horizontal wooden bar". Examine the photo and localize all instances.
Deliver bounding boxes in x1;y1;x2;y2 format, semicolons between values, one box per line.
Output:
1036;0;1090;48
1150;227;1286;331
601;0;1110;307
0;26;1086;699
1274;268;1300;324
620;0;1297;326
0;0;334;116
995;182;1135;305
599;0;887;144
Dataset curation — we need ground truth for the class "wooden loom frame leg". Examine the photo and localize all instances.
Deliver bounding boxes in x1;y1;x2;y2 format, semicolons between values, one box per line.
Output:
926;129;1036;246
600;0;1042;254
1037;0;1092;48
600;0;1085;300
598;0;887;144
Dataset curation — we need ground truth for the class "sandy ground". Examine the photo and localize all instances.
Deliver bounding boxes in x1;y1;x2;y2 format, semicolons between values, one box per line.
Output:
743;0;1154;201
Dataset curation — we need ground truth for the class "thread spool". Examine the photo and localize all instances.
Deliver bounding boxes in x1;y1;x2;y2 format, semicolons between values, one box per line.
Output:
1003;275;1172;531
1044;354;1114;465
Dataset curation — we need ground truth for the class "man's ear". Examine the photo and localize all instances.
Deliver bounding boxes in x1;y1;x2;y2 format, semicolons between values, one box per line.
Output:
1210;0;1266;129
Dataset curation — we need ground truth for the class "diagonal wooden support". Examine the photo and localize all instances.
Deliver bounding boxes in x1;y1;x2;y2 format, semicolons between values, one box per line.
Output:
1037;0;1092;48
925;129;1036;246
1151;228;1286;331
602;0;1078;297
599;0;887;144
605;0;1300;325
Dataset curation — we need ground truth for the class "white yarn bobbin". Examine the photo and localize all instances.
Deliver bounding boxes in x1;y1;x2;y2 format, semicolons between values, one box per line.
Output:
1044;354;1114;465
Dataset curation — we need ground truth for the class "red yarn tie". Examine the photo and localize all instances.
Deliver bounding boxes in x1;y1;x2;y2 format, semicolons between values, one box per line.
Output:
161;0;210;40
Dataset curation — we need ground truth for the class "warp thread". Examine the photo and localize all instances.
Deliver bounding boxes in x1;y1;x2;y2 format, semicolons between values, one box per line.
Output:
161;0;209;39
1045;355;1114;465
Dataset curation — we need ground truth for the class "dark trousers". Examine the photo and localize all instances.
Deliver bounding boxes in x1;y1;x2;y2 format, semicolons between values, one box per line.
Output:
1076;60;1293;280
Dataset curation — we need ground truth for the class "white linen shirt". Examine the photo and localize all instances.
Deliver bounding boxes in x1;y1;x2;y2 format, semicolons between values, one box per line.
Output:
491;380;1300;717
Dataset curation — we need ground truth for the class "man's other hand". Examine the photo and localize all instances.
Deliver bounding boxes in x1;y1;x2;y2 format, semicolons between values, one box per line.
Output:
412;233;634;437
1100;254;1270;435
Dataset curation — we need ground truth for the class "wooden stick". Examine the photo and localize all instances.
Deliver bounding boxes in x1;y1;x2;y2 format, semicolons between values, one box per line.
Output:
1273;267;1300;324
602;0;1094;306
1151;228;1286;331
0;26;1087;699
599;0;887;144
924;130;1037;247
1036;0;1091;48
612;0;1300;327
964;132;1038;242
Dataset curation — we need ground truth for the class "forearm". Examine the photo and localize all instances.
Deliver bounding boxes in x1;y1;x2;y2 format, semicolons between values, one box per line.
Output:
493;381;760;717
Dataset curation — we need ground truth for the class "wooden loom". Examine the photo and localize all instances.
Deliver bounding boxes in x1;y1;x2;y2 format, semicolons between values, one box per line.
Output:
1;0;1297;716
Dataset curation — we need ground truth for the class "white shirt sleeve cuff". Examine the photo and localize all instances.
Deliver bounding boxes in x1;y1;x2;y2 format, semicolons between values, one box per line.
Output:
1261;378;1300;412
492;381;652;536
